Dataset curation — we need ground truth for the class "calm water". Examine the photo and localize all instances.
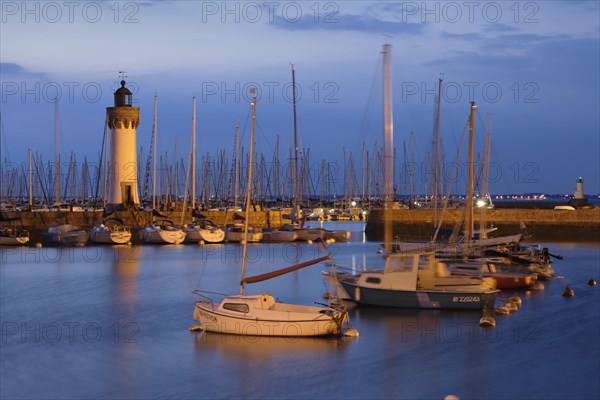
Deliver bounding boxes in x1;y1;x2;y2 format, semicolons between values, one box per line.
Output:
1;222;599;399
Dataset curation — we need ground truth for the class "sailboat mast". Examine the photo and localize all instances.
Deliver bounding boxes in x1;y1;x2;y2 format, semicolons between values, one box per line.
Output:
383;44;394;204
382;44;394;246
54;97;60;204
464;101;477;253
28;148;33;207
103;118;109;208
152;96;158;211
480;115;492;239
292;64;300;211
240;94;257;295
433;78;442;228
191;97;197;209
234;124;240;209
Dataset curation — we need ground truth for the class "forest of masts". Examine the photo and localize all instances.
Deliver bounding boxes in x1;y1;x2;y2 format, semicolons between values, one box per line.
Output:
0;128;493;212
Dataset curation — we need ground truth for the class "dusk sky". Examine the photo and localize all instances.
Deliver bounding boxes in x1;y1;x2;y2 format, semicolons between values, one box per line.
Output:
1;1;599;196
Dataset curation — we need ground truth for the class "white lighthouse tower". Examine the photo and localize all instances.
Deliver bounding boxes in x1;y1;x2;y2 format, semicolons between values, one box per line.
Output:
106;80;140;207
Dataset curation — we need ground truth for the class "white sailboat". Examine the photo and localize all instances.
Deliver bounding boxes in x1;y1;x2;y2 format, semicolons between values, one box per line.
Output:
139;96;185;245
183;98;225;244
0;227;29;246
193;93;352;337
89;218;132;244
280;64;350;242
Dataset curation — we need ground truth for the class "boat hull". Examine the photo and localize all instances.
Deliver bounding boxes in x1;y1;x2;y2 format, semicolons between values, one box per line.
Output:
0;236;29;246
261;230;298;242
89;228;132;244
339;280;498;309
42;232;88;247
225;230;263;243
186;227;225;243
194;300;343;337
139;228;185;244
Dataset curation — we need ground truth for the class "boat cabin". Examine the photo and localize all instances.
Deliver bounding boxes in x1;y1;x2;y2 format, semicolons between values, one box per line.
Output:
218;293;276;315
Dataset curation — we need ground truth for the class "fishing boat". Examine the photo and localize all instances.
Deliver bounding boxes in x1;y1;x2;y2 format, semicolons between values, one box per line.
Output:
186;219;225;244
89;219;132;244
193;92;352;337
448;260;537;289
335;251;499;309
42;224;88;247
0;227;30;246
140;220;186;245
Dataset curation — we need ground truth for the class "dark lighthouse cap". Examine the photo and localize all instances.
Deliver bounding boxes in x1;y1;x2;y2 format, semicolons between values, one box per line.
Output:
114;80;132;107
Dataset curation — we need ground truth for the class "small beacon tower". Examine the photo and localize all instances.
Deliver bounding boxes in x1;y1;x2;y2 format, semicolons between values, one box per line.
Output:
569;177;589;208
106;80;140;207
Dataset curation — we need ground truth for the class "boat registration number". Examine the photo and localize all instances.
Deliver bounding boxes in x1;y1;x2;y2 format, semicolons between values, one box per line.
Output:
453;296;480;303
198;310;217;322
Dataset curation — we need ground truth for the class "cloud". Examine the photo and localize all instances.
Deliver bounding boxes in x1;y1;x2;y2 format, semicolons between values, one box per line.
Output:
0;62;47;79
441;32;485;41
272;13;424;35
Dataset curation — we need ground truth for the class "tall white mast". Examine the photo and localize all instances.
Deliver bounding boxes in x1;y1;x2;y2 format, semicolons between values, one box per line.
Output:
383;44;394;204
240;92;257;295
382;44;394;246
291;64;300;214
191;97;197;209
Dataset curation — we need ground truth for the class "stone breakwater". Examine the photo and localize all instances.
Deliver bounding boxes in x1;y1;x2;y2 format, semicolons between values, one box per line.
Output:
365;207;600;242
0;209;290;244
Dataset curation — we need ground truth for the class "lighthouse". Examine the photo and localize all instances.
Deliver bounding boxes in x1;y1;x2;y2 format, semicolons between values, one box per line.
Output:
106;80;140;207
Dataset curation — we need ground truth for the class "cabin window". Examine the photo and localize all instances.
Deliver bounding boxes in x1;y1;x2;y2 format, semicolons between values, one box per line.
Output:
366;277;381;284
223;303;249;313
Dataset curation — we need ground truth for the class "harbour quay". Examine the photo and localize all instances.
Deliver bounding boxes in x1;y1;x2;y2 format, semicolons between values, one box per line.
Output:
365;207;600;242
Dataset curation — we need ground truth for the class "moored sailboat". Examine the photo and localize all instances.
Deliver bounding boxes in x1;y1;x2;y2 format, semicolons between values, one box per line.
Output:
139;96;185;245
0;227;30;246
193;92;352;337
89;219;132;244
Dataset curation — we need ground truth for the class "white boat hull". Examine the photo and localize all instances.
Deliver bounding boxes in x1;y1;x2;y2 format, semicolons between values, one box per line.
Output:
186;227;225;243
139;227;185;244
89;227;132;244
193;294;346;337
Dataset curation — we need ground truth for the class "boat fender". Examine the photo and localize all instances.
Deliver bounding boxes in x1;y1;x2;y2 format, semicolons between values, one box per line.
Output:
343;326;360;337
508;295;522;306
494;305;510;316
188;324;203;332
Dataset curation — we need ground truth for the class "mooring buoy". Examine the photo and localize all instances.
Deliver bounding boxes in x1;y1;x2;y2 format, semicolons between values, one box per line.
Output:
562;286;575;297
